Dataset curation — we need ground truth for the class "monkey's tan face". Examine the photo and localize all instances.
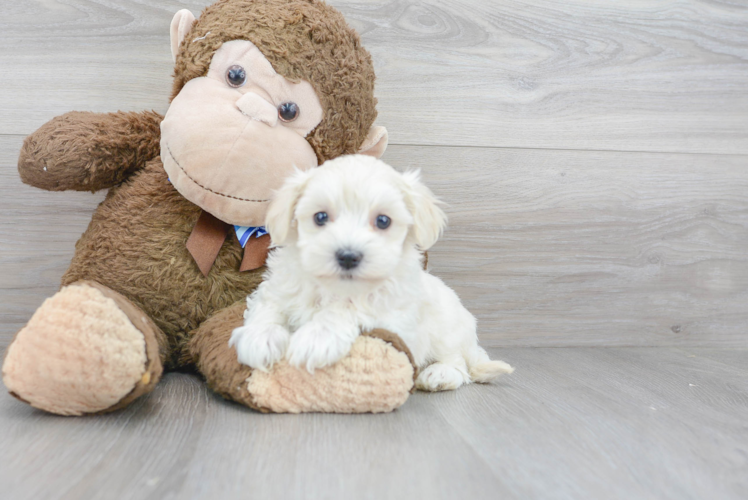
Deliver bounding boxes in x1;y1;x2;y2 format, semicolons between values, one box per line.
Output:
161;40;324;226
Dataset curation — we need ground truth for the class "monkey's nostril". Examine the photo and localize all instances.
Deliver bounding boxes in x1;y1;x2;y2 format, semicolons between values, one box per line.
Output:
335;249;363;270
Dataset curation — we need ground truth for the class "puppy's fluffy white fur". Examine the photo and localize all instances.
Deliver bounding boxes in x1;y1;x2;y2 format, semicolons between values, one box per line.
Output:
230;155;513;391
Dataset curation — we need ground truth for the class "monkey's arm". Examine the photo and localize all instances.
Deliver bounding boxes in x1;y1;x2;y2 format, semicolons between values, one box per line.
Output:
18;110;163;192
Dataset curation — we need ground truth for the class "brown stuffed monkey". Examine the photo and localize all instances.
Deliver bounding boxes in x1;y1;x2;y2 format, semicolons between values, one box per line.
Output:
2;0;416;416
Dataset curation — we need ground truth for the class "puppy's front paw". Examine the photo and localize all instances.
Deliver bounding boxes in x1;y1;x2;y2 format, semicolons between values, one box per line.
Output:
286;323;356;373
416;363;469;392
229;324;290;372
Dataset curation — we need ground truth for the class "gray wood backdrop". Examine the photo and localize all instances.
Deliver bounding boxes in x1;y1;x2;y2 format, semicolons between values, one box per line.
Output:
1;0;746;349
2;3;748;500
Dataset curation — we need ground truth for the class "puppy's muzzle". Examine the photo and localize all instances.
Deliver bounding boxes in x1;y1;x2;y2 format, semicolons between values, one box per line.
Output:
336;249;363;270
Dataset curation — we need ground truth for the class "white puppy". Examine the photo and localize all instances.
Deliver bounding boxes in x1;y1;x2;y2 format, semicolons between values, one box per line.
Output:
229;155;513;391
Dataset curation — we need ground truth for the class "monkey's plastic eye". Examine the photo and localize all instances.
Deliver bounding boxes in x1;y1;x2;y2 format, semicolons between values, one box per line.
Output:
278;102;300;122
314;212;329;226
226;65;246;87
376;215;391;230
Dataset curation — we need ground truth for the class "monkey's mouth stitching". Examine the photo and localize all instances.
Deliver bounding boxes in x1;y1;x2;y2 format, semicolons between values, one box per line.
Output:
164;143;269;203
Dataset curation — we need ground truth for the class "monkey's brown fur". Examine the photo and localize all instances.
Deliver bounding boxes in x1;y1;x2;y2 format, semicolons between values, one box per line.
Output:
3;0;414;415
60;158;263;369
18;111;163;192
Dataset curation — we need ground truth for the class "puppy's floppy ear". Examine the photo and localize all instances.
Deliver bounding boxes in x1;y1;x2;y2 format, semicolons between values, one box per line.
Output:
400;169;447;251
265;168;312;246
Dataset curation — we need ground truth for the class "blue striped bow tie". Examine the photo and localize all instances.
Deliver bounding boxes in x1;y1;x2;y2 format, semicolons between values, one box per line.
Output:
234;226;269;248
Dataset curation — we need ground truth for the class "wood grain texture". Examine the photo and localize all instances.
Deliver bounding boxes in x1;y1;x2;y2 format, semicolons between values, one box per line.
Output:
382;145;748;347
2;136;747;347
0;347;746;500
1;0;747;153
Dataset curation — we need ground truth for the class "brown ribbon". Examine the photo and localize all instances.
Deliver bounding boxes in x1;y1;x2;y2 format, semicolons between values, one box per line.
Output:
186;210;270;277
241;233;271;272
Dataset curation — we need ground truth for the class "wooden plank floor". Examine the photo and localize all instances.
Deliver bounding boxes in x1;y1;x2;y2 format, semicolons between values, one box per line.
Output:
1;1;747;499
1;347;746;500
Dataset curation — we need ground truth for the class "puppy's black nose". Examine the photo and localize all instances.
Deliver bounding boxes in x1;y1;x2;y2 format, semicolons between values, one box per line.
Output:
336;249;363;270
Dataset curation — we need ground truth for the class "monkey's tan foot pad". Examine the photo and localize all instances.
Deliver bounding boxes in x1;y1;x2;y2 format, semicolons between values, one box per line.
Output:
246;329;416;414
2;281;162;416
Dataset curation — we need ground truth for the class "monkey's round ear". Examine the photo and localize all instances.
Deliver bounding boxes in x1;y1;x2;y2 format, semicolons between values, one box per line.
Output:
170;9;197;63
358;126;389;159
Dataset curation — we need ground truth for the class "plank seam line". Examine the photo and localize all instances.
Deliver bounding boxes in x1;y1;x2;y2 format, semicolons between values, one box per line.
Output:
389;142;748;158
3;135;746;158
484;346;748;349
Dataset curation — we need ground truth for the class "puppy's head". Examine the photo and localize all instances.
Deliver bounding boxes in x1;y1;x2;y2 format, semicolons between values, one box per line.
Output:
266;155;446;285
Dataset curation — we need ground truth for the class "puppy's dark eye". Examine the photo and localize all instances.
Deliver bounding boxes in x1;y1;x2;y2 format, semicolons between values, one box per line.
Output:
226;65;246;87
376;215;391;229
278;102;300;122
314;212;329;226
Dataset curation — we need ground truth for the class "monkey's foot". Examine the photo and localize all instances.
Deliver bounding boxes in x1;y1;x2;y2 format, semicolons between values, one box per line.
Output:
190;301;416;413
2;281;163;416
248;330;415;413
